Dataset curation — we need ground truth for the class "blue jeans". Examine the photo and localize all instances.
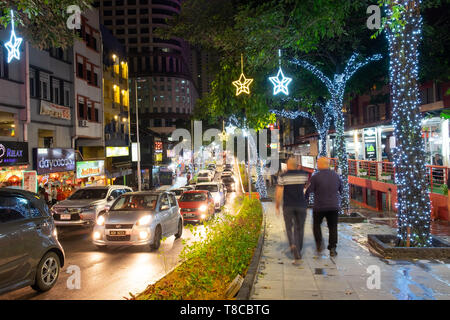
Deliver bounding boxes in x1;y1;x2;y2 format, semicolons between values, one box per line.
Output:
283;206;307;258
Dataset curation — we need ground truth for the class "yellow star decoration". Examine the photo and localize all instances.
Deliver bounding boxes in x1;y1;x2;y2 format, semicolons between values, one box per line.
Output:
232;73;253;96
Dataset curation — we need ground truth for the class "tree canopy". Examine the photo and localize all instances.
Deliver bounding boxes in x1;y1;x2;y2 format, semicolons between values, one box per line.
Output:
0;0;92;49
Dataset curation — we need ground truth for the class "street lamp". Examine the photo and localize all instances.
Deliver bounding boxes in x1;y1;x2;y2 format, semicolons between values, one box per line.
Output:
134;78;146;191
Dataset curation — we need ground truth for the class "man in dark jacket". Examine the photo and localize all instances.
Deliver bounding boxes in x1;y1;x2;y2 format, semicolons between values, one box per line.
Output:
275;157;310;263
306;157;343;257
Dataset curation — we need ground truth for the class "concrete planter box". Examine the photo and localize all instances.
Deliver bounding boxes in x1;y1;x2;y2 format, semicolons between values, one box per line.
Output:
368;234;450;259
380;175;391;181
338;211;367;223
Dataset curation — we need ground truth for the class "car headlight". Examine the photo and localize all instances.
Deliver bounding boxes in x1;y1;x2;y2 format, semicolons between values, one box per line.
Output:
96;215;105;226
137;215;152;226
199;204;207;212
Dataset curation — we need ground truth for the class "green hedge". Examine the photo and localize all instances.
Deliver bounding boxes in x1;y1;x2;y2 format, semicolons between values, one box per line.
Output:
133;197;263;300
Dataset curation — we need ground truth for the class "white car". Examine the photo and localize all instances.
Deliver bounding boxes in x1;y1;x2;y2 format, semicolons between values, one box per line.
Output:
195;182;225;210
197;170;214;183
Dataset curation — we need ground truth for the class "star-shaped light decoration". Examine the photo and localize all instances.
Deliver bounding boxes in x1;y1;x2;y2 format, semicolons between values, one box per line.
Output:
4;10;23;63
269;67;292;95
232;73;253;96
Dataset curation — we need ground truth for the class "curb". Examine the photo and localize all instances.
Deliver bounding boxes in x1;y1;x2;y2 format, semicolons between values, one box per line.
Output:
236;207;266;300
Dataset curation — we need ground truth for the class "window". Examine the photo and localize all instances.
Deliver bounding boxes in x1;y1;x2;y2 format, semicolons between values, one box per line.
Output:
128;28;137;34
140;8;148;14
115;0;124;5
169;194;177;207
116;9;124;15
140;18;149;24
29;70;36;97
87;101;93;121
116;29;125;35
141;27;149;33
78;96;85;119
116;19;125;25
77;62;84;78
127;0;136;4
0;196;30;223
104;10;112;16
64;88;70;107
128;9;136;15
104;20;113;26
159;194;170;209
128;18;137;24
129;38;137;44
95;108;99;122
40;73;50;100
139;0;148;4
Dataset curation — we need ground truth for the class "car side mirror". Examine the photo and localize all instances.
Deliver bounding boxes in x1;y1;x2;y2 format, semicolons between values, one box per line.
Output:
160;205;169;211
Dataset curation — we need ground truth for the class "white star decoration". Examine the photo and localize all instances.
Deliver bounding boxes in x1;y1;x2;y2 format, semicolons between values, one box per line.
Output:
269;67;292;95
4;11;22;63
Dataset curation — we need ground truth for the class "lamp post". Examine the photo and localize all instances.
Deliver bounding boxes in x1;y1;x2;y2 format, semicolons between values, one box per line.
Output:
134;78;143;191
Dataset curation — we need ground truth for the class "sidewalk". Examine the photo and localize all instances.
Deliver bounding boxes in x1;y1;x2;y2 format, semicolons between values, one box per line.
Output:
250;201;450;300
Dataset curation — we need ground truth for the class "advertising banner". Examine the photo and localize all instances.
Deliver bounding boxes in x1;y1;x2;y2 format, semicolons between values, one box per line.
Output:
364;129;377;160
40;100;71;120
76;160;105;178
106;146;129;157
22;171;38;193
0;141;29;167
33;148;75;175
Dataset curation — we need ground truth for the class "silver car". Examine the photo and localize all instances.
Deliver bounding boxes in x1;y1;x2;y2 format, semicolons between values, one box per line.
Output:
0;188;65;295
93;191;183;251
51;185;132;227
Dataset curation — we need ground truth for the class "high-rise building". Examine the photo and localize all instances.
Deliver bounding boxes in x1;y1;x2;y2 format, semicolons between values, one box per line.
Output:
94;0;198;136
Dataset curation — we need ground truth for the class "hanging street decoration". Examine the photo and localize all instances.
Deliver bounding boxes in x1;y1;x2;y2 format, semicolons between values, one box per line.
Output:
269;50;292;95
232;54;253;96
4;10;23;63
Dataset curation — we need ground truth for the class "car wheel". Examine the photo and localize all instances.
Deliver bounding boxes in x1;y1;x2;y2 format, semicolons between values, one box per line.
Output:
151;226;162;251
175;220;183;239
31;252;61;292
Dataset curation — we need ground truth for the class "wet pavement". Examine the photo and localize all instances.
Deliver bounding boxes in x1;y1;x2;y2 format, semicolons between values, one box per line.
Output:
251;199;450;300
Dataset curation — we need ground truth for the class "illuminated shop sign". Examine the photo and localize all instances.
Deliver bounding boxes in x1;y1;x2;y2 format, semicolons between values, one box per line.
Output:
0;141;29;167
106;146;129;157
33;148;75;175
155;141;163;153
76;160;105;178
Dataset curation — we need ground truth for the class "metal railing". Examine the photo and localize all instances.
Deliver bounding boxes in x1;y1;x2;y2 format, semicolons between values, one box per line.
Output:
328;158;448;195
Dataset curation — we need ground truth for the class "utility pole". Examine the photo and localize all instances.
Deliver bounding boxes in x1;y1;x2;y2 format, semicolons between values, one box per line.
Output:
135;79;142;191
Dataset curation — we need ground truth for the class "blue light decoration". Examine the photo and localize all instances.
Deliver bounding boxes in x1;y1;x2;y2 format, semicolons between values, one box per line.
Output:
291;53;382;213
4;10;23;63
269;50;292;95
383;0;431;247
270;100;334;157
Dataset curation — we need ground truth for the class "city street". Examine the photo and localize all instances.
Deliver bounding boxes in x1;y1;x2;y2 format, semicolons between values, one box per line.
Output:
0;166;240;300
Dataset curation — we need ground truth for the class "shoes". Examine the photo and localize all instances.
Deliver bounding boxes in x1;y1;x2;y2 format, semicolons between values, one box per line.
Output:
316;242;324;253
292;258;302;266
329;248;337;257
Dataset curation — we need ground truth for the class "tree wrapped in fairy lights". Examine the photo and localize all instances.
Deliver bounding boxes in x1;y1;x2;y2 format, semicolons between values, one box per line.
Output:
377;0;431;247
291;53;382;213
270;100;334;157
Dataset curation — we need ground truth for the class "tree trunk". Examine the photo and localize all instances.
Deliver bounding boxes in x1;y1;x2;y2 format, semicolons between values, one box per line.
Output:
319;131;328;157
334;109;350;213
387;0;431;246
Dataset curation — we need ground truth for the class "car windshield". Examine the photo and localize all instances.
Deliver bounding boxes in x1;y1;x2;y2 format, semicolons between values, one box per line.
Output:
222;177;234;182
198;172;209;177
69;189;107;200
110;194;158;211
172;189;184;195
196;185;218;192
180;193;207;202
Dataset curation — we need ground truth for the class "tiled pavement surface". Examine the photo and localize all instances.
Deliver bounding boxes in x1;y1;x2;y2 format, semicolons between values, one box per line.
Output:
250;201;450;300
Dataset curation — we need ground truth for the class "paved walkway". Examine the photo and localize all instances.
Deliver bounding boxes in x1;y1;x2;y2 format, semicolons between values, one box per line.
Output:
250;201;450;300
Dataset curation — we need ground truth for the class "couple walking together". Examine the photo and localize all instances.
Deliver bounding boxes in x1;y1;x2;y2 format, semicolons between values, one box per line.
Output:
275;157;343;264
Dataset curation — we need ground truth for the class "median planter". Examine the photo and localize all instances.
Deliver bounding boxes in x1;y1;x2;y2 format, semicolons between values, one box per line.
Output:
368;234;450;259
338;211;367;223
132;197;263;300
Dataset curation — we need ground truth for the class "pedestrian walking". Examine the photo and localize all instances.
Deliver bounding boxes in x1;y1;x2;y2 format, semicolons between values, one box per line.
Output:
275;157;310;264
305;157;343;257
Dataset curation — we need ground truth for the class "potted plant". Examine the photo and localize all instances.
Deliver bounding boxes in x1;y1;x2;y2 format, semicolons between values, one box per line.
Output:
358;168;368;176
380;172;391;181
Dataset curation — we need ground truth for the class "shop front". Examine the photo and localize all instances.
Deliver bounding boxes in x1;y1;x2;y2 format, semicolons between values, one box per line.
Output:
0;141;30;189
76;160;106;187
105;146;132;186
33;148;76;200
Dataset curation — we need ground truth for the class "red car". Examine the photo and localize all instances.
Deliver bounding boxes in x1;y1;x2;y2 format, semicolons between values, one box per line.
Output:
178;190;215;223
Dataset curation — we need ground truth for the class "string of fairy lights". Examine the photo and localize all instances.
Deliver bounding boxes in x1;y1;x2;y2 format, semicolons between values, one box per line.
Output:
290;53;382;212
384;0;431;246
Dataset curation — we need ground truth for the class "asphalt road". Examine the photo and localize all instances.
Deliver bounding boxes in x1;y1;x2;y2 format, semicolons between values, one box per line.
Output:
0;164;241;300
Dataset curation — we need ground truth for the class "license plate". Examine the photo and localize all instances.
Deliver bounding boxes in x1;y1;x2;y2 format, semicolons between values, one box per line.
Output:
184;214;195;218
60;214;71;220
109;231;126;236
